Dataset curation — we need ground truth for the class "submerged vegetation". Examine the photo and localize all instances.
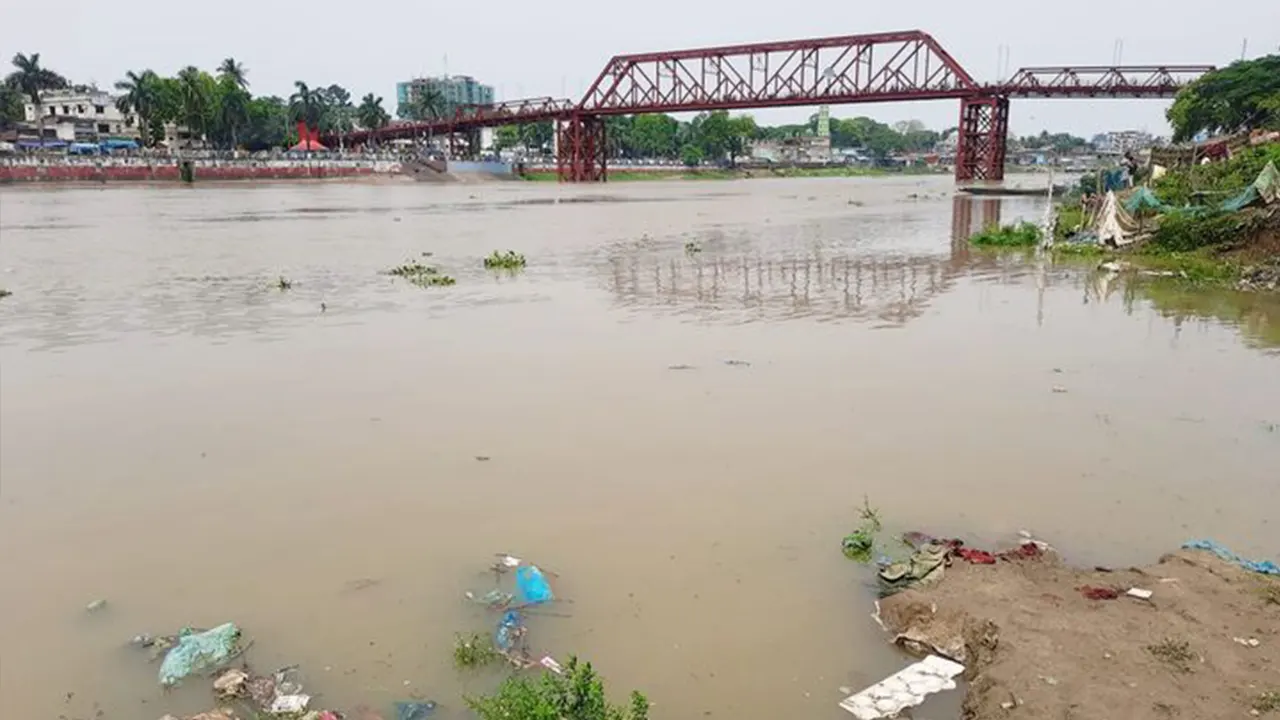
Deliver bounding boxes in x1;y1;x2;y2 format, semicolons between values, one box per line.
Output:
0;289;11;299
969;221;1042;248
466;657;648;720
483;250;527;270
841;496;884;563
453;633;500;669
385;260;456;287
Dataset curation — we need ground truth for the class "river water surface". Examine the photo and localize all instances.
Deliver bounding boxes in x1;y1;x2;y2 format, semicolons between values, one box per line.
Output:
1;177;1278;720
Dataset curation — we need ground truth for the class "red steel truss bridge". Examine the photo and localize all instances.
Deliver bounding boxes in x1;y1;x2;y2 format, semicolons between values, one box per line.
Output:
328;30;1211;182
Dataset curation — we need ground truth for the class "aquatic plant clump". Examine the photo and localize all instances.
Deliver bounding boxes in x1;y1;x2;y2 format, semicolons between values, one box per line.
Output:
969;222;1043;248
466;657;649;720
385;260;456;287
484;250;527;270
453;632;500;669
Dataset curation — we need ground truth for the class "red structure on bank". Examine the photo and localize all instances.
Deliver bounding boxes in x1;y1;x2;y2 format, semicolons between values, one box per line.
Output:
326;30;1212;183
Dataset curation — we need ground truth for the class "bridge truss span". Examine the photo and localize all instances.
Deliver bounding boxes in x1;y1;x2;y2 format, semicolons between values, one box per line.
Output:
579;30;978;115
995;65;1216;98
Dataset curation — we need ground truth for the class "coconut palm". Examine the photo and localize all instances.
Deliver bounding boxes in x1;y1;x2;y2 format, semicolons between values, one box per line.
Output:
5;53;68;144
357;93;390;132
176;66;212;144
289;81;325;132
216;58;248;90
114;69;160;145
411;87;447;120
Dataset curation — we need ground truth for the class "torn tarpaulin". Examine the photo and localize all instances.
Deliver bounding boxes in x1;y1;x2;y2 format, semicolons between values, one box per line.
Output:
158;623;245;687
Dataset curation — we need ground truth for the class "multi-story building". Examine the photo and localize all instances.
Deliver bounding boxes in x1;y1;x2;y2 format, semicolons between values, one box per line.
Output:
1092;130;1156;155
22;88;138;141
396;75;495;117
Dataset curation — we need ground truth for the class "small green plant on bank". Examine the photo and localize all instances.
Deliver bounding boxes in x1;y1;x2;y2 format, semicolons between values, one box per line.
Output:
684;241;702;254
0;289;11;299
1260;581;1280;606
453;632;500;669
842;495;883;563
466;656;649;720
276;276;293;291
385;260;456;287
484;250;527;270
1146;638;1195;674
1253;690;1280;714
969;221;1042;248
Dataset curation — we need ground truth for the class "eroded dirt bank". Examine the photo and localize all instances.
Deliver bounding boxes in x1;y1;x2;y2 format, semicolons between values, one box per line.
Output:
878;547;1280;719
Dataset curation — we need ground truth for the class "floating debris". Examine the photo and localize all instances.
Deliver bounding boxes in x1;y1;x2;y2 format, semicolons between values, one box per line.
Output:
85;599;107;613
395;700;438;720
483;250;527;270
212;668;249;698
158;623;246;687
838;655;965;719
723;359;751;366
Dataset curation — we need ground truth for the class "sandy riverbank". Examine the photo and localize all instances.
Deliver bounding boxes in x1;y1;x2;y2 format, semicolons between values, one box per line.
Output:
877;543;1279;719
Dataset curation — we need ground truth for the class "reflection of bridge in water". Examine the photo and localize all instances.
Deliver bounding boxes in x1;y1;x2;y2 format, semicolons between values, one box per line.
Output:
602;195;1019;326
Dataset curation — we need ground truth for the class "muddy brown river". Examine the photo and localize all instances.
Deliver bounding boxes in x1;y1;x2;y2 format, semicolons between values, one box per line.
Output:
1;177;1278;720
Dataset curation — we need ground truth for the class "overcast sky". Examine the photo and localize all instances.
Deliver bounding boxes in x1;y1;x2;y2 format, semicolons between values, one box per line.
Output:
3;0;1276;137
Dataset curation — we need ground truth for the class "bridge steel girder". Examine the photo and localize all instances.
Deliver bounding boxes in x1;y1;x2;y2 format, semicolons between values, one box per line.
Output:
578;30;978;116
955;95;1010;182
992;65;1215;98
327;97;575;146
556;115;608;182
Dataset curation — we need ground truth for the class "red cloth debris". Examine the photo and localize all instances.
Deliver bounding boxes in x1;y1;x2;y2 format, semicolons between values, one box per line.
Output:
956;547;997;565
998;542;1044;560
1078;585;1121;600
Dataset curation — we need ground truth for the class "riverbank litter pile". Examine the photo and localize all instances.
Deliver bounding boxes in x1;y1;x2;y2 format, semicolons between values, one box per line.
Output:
840;528;1280;719
462;553;568;673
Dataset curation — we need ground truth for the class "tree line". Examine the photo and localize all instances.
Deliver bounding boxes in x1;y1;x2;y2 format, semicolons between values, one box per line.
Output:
493;112;958;165
2;52;394;150
1167;54;1280;142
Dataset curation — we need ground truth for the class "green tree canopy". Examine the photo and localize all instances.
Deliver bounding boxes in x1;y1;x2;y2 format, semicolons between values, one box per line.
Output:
1167;55;1280;142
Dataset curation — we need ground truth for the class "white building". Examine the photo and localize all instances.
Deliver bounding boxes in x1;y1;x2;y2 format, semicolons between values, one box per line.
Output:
23;88;138;141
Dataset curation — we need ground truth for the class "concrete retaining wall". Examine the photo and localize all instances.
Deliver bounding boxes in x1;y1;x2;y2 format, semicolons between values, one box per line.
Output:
0;158;403;183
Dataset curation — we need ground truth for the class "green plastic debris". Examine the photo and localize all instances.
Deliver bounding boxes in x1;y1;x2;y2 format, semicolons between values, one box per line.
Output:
158;623;242;686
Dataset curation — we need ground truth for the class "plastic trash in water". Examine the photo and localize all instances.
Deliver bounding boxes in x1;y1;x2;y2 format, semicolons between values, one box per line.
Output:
515;565;554;605
269;694;310;714
1182;539;1280;575
158;623;242;686
838;654;965;719
494;611;524;651
395;700;438;720
539;656;564;674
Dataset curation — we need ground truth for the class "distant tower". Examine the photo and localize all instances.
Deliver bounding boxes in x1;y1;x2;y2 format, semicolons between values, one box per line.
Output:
817;105;831;137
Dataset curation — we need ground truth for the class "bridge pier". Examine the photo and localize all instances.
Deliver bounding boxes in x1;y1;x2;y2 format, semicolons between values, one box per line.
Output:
955;95;1010;182
557;115;608;182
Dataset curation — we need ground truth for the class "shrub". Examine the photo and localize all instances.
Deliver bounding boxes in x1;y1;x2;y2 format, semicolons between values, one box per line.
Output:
969;222;1042;247
484;250;527;270
466;657;648;720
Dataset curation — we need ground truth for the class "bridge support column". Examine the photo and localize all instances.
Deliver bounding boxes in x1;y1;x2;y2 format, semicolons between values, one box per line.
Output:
557;114;607;182
955;95;1009;182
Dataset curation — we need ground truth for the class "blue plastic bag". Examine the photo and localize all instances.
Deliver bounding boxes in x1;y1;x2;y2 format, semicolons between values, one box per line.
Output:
515;565;553;605
158;623;241;686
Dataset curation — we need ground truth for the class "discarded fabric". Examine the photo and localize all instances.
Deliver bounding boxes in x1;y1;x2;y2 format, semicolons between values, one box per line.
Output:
515;565;554;604
1182;539;1279;575
158;623;242;686
539;655;564;674
838;654;965;719
1078;585;1120;600
956;547;996;565
878;543;948;596
1126;588;1153;600
395;700;438;720
997;542;1044;560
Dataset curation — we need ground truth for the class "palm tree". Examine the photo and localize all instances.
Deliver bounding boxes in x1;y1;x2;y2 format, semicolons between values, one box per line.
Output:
357;93;390;132
176;66;211;145
5;53;68;145
410;88;446;121
217;77;250;149
114;69;160;146
216;58;248;90
289;81;324;131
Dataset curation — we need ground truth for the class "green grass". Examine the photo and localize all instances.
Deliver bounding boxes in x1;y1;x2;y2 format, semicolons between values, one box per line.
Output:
1146;638;1195;674
1054;205;1086;242
841;496;883;563
1253;691;1280;714
483;250;527;270
970;221;1043;247
453;632;500;669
